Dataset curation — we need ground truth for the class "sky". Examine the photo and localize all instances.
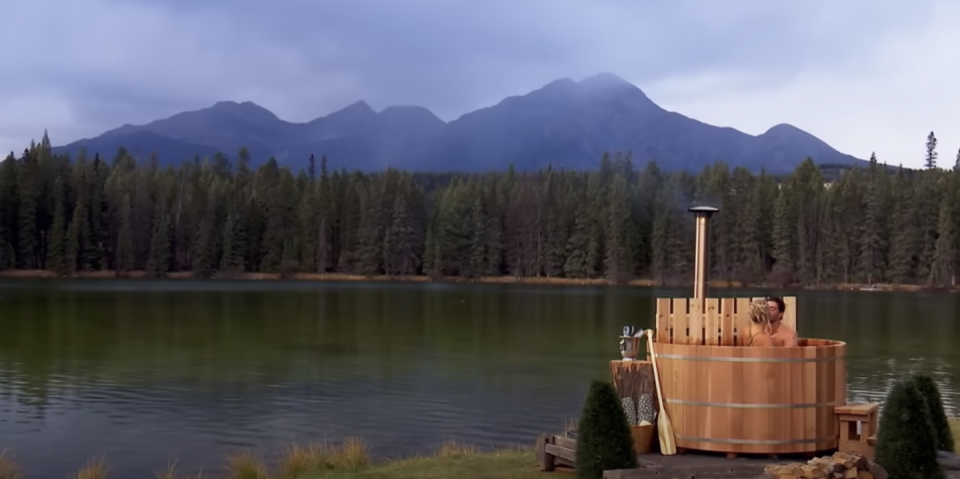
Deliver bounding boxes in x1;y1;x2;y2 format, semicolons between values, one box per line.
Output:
0;0;957;169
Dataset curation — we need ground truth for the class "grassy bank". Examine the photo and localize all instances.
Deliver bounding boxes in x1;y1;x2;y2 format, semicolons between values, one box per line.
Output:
0;440;548;479
0;422;959;478
0;269;939;293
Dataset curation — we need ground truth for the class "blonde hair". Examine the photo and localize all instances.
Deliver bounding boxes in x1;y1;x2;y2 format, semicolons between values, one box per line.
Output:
750;299;772;334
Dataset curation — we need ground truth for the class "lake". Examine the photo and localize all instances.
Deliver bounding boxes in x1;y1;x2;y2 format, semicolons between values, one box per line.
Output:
0;280;958;477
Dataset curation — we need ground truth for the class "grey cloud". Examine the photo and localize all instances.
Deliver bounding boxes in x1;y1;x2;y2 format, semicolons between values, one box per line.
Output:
0;0;943;150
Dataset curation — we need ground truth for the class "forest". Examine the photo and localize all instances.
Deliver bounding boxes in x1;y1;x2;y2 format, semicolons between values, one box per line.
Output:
0;132;957;287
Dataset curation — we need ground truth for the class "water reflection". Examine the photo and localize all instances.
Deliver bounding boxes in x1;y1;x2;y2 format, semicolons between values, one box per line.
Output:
0;281;957;477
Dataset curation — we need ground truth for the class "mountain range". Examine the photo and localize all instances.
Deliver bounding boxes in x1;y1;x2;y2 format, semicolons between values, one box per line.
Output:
52;73;865;174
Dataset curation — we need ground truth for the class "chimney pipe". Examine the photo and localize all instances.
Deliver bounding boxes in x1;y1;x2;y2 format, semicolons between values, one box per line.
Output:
688;206;719;302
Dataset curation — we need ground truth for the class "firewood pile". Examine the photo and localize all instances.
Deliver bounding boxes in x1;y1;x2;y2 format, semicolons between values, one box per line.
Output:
762;451;887;479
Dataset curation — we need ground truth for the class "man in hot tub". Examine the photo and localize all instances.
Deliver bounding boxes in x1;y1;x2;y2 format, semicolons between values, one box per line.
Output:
749;297;799;347
764;297;798;347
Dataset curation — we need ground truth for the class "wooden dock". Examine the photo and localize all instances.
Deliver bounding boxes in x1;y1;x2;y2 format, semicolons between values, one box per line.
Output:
536;432;775;478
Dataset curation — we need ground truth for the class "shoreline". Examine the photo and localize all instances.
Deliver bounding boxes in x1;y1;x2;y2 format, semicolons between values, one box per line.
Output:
1;421;958;479
0;440;545;479
0;269;944;293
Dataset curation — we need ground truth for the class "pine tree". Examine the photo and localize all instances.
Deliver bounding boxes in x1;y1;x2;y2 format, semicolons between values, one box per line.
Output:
575;380;638;479
925;131;938;169
17;153;39;269
64;196;91;275
909;374;955;452
859;153;883;284
45;179;67;274
465;196;487;278
220;210;246;275
874;379;943;479
563;201;591;278
145;212;171;278
888;169;917;283
116;193;134;274
192;195;219;278
604;174;633;283
771;186;793;278
930;193;954;286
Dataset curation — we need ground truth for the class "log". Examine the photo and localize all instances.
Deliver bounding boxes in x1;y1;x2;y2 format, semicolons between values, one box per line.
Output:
762;451;888;479
609;360;657;413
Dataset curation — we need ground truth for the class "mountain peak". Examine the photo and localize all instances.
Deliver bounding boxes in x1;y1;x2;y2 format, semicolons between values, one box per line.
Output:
762;123;806;137
341;100;375;115
210;100;279;122
578;72;631;88
577;72;655;109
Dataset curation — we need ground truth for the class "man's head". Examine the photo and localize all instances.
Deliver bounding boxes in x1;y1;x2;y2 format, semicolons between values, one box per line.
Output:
766;297;786;323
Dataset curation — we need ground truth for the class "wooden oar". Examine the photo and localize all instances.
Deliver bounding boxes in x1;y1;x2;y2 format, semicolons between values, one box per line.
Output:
646;329;676;455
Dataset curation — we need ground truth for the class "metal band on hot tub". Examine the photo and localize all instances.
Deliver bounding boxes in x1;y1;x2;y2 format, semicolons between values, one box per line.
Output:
665;398;843;409
656;353;841;363
676;435;838;445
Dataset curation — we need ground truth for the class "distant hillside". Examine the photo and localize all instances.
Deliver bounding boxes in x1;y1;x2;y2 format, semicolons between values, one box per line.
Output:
53;73;866;174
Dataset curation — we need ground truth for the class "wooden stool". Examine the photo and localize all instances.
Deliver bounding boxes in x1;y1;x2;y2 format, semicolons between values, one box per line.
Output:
835;403;879;458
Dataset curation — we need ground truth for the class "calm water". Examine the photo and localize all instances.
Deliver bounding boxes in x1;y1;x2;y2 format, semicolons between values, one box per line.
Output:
0;281;958;477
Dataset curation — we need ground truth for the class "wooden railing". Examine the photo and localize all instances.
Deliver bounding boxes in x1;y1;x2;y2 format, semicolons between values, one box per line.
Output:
654;296;797;346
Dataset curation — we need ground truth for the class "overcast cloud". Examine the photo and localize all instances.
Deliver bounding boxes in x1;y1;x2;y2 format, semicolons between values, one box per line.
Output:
0;0;956;168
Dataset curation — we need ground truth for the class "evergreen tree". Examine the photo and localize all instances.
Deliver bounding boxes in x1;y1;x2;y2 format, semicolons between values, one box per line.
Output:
192;193;219;278
145;211;172;278
17;151;39;269
220;209;246;275
604;174;633;283
1;131;960;287
574;380;638;479
859;153;883;284
116;193;134;274
874;379;943;479
925;131;938;169
45;179;68;274
909;374;955;452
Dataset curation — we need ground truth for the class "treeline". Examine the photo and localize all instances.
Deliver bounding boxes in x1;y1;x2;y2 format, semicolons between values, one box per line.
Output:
1;132;959;286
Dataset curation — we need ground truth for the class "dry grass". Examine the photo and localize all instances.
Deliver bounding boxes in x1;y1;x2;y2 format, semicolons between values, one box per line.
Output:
296;445;545;479
72;457;108;479
156;461;208;479
0;450;23;479
274;437;369;478
431;441;478;459
223;451;269;479
951;419;960;452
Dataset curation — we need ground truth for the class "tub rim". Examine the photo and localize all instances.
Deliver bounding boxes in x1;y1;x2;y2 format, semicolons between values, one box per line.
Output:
654;338;846;363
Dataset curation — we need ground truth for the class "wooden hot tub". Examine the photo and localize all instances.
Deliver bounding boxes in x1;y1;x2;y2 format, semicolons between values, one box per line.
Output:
657;338;846;455
650;297;846;455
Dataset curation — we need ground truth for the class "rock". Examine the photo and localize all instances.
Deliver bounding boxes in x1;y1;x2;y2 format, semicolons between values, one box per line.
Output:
939;450;960;470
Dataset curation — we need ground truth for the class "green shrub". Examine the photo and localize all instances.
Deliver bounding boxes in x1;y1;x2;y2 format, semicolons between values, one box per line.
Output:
575;380;637;479
874;379;944;479
910;373;955;452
